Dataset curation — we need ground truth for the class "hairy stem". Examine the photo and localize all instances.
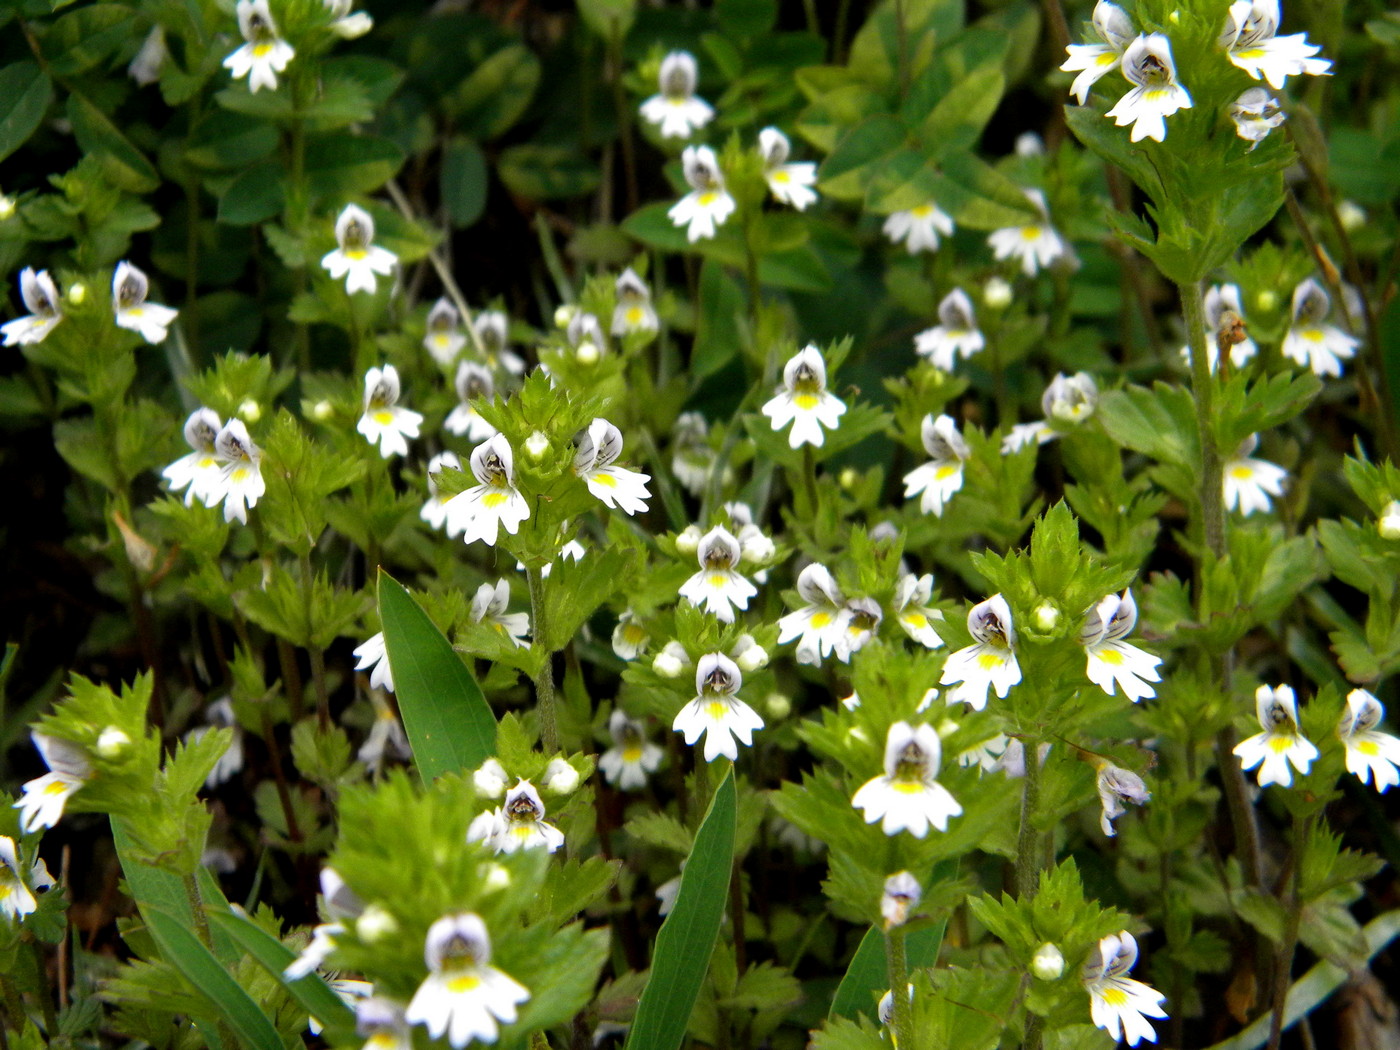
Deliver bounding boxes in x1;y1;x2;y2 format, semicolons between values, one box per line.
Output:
885;926;913;1049
1266;811;1315;1050
526;565;558;753
1015;739;1043;899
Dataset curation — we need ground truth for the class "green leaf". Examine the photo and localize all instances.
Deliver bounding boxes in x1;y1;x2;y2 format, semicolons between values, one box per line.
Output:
447;44;541;139
820;115;908;202
205;908;356;1036
0;62;51;165
304;133;405;204
67;92;159;193
625;767;738;1050
186;111;280;171
43;4;134;76
497;144;600;201
692;259;745;379
217;161;287;226
442;136;488;228
378;570;496;781
577;0;635;38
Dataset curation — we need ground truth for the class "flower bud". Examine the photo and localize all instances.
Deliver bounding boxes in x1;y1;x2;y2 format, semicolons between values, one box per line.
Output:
543;757;580;794
839;467;859;490
356;904;399;943
733;636;769;672
983;277;1013;310
472;758;508;798
553;304;576;328
237;399;261;423
1255;289;1277;313
524;430;550;461
1379;500;1400;540
95;726;130;759
0;195;14;221
1031;942;1065;980
310;399;334;422
1032;601;1060;633
484;863;512;891
764;692;791;720
1338;201;1366;233
653;641;688;678
881;871;922;928
575;341;600;365
67;282;87;305
675;525;702;556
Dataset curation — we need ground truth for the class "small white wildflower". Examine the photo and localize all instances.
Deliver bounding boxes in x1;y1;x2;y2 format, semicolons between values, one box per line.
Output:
223;0;294;93
639;51;714;139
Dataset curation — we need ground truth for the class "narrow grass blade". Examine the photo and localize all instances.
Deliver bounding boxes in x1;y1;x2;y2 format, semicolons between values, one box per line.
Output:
625;766;738;1050
378;569;496;780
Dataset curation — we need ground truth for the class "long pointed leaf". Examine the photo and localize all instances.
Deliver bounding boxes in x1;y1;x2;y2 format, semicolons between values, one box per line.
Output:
625;767;738;1050
378;570;496;780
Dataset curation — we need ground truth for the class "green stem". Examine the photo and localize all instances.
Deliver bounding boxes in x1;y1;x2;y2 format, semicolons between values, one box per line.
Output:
299;550;330;730
1015;739;1043;899
799;446;820;517
1180;279;1224;558
183;872;213;950
526;565;558;753
884;926;913;1050
1266;811;1315;1050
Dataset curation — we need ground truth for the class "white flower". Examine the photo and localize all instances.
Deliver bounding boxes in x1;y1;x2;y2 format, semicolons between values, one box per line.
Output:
354;632;394;692
679;526;757;623
210;418;263;524
777;563;847;666
163;408;227;509
421;451;464;533
405;913;530;1048
1107;34;1192;143
1081;591;1162;702
1230;87;1286;150
188;697;245;788
1338;689;1400;792
1;268;63;346
355;997;411;1050
473;310;525;376
940;594;1021;711
599;711;664;791
1083;931;1168;1046
656;871;682;916
611;268;658;335
1282;278;1359;377
652;640;691;679
1379;500;1400;541
473;759;509;799
112;262;178;343
893;574;945;649
1220;0;1331;90
128;25;167;85
1060;0;1136;103
423;298;467;366
639;51;714;139
467;781;565;854
881;871;922;927
1223;434;1287;516
672;654;764;763
1002;421;1057;454
883;203;954;254
761;344;847;449
1180;285;1258;370
223;0;294;93
988;189;1069;276
322;205;397;295
324;0;373;38
914;289;984;371
903;413;969;517
833;597;883;663
14;733;91;833
359;691;411;775
668;146;735;242
1233;684;1319;788
1096;762;1150;837
984;276;1013;309
731;634;769;672
758;127;819;211
611;610;649;661
356;365;423;459
851;721;963;837
469;580;530;648
543;757;580;795
671;412;717;495
566;311;607;364
1044;371;1099;424
0;836;53;921
573;418;652;516
445;435;531;547
958;733;1011;772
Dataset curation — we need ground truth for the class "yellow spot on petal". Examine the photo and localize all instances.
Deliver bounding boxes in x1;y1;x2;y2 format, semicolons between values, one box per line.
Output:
1096;52;1117;67
372;410;394;425
1097;648;1124;665
698;192;718;207
706;701;728;720
447;974;482;993
708;573;730;588
1358;740;1379;756
623;746;643;763
593;473;617;488
1101;987;1129;1007
252;43;272;57
1268;735;1295;754
811;612;832;628
345;248;368;261
232;467;250;482
626;306;643;324
772;170;791;184
1021;226;1041;240
893;780;924;794
911;205;933;218
43;781;68;796
976;652;1002;671
1231;465;1254;479
903;614;928;629
482;490;508;509
1302;328;1324;343
794;394;820;410
934;464;959;480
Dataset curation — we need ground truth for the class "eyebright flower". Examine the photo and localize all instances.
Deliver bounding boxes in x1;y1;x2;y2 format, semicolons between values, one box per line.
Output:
405;913;530;1048
469;580;529;648
1282;277;1359;377
903;414;970;517
893;574;945;649
324;0;373;38
112;261;178;343
639;51;713;139
725;502;777;570
223;0;294;93
1096;762;1150;837
1230;87;1286;150
423;298;467;366
14;733;92;833
777;562;848;666
668;146;735;242
1223;434;1287;516
1107;34;1192;143
940;594;1021;711
1220;0;1331;90
881;871;922;928
1233;684;1319;788
355;997;411;1050
467;780;565;854
1181;284;1258;370
672;653;765;763
852;721;963;837
611;268;658;336
214;419;265;524
1;268;63;346
0;835;54;921
883;202;954;254
359;690;411;775
678;526;757;623
1337;689;1400;792
473;310;525;376
1082;931;1168;1046
599;710;664;790
757;127;819;211
573;418;652;516
566;311;607;364
611;610;649;661
163;408;227;508
284;868;363;979
421;451;463;534
988;189;1069;276
357;365;423;459
187;697;245;788
353;632;394;692
1060;0;1136;103
1081;591;1162;702
322;205;397;295
761;345;847;449
914;289;984;371
444;363;497;442
445;435;531;547
834;597;883;663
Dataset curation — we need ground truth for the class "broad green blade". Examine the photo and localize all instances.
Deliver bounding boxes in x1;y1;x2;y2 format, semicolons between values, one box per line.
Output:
625;766;738;1050
145;906;284;1050
378;570;496;780
206;907;356;1037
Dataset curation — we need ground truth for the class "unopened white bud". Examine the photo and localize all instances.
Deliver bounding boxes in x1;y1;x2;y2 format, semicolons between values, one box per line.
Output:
984;277;1013;310
67;282;87;305
0;195;14;221
472;758;508;798
575;341;600;365
310;399;334;421
675;525;702;555
1031;942;1065;980
95;726;131;759
1338;201;1366;233
355;904;399;943
543;757;580;794
524;430;550;460
764;692;791;720
839;467;858;490
237;399;261;423
484;863;512;891
1379;500;1400;540
881;871;922;927
653;642;688;678
553;304;577;328
1255;289;1277;313
1032;602;1060;632
1168;8;1180;22
734;637;768;672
